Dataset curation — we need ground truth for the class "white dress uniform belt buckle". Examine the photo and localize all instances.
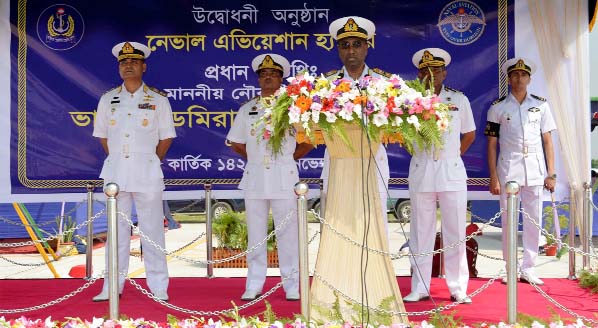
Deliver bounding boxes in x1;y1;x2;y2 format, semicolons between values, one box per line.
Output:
522;145;539;157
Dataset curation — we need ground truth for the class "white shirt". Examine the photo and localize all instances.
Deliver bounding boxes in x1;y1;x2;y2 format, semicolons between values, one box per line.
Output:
93;83;177;192
486;92;557;186
227;97;299;199
408;85;476;192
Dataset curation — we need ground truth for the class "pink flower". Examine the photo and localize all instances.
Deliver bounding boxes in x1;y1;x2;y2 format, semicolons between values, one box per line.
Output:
263;130;271;140
344;102;355;114
409;102;423;115
294;318;304;328
419;97;433;111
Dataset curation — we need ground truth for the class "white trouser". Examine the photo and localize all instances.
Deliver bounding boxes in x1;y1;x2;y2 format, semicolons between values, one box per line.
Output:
409;190;469;296
245;198;299;294
499;185;543;273
101;191;169;294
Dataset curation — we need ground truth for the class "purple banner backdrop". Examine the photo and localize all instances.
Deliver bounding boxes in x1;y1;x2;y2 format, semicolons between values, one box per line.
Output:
9;0;513;194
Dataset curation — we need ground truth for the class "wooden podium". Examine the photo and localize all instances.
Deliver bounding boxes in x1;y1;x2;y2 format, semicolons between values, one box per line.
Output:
307;124;408;324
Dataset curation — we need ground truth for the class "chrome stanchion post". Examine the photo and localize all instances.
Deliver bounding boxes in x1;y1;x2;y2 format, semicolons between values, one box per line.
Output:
583;183;592;269
205;183;214;278
86;182;95;279
568;187;577;280
104;182;119;319
294;182;310;321
505;181;519;324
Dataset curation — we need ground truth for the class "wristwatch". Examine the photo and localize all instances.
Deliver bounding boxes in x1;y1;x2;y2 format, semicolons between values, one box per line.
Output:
548;174;557;180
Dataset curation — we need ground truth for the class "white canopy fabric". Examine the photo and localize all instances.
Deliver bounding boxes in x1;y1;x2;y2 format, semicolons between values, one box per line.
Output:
522;0;591;235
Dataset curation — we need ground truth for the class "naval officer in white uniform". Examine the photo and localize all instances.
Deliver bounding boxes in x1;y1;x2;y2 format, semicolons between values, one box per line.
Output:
320;16;392;227
404;48;476;304
227;53;313;301
92;41;176;301
486;57;556;286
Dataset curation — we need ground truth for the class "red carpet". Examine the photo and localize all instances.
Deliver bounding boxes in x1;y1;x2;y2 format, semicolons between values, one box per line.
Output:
1;277;597;324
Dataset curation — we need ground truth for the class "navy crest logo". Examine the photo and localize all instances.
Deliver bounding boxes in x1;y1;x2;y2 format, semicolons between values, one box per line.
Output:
343;18;359;32
36;4;85;50
437;0;485;46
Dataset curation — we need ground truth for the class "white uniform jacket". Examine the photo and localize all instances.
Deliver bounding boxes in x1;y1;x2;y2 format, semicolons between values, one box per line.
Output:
227;97;299;200
408;86;476;192
93;83;177;192
486;93;556;187
321;65;390;192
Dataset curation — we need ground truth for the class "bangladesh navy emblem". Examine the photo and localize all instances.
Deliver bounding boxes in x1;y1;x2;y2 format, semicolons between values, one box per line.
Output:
437;0;485;46
36;4;85;50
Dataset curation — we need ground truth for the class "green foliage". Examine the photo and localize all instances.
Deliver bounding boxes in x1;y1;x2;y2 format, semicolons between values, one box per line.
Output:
312;292;396;327
268;96;294;155
579;269;598;293
406;71;435;93
331;291;346;323
261;301;278;323
310;291;344;325
211;211;276;251
404;77;428;91
50;215;76;243
428;310;464;327
516;312;550;326
221;302;242;323
542;203;569;259
212;211;248;249
349;296;394;326
517;307;577;327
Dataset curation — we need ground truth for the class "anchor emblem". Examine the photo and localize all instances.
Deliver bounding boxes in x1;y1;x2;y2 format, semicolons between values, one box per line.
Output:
37;4;84;50
47;7;75;37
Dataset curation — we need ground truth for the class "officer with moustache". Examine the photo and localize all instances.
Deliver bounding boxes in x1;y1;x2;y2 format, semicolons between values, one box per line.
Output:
404;48;476;304
92;41;176;302
227;54;313;301
486;58;556;286
320;16;392;228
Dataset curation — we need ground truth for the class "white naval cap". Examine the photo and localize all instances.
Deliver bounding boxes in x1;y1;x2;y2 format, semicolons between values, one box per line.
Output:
328;16;375;40
111;41;151;62
251;53;291;78
501;57;535;75
412;48;451;69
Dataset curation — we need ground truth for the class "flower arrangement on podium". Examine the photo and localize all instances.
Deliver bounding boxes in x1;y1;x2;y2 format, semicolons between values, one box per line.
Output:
255;72;451;155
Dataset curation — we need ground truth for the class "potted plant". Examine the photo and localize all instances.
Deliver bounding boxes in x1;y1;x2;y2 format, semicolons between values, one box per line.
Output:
211;211;278;268
542;203;569;258
55;215;79;257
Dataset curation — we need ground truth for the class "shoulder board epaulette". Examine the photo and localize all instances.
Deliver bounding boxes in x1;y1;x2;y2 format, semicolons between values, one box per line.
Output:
492;96;507;105
147;86;168;97
240;95;260;107
444;86;462;94
103;85;121;95
324;69;339;77
531;94;546;102
372;68;392;78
